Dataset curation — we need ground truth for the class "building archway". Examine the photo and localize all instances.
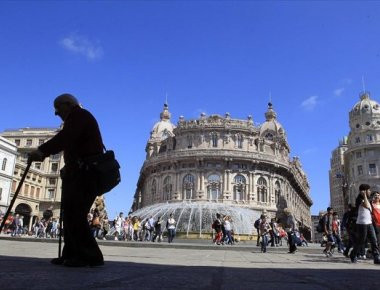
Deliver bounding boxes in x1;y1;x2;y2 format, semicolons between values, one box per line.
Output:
14;203;32;230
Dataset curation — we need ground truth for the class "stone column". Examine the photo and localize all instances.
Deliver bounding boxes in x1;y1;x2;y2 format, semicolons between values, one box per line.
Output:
176;172;180;200
226;170;230;191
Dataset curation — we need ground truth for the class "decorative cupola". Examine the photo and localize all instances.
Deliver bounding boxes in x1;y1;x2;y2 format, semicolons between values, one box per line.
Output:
260;102;286;139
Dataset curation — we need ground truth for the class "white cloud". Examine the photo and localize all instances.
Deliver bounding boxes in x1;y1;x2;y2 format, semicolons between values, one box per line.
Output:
60;34;103;60
301;96;318;111
334;88;345;97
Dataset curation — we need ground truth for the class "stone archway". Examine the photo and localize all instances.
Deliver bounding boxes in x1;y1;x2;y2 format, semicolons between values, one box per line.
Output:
15;203;32;231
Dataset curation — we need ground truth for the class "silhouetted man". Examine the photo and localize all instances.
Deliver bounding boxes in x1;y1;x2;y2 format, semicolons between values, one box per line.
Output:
29;93;104;267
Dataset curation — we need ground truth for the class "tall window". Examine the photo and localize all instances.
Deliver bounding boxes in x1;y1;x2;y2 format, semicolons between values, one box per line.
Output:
357;165;363;175
0;187;2;200
257;177;268;202
26;139;32;146
46;189;55;199
36;188;40;199
275;181;281;205
151;179;157;202
355;137;361;144
356;151;362;159
24;184;29;196
51;163;58;173
369;164;377;175
1;158;7;171
38;139;45;145
367;134;374;142
187;135;193;149
237;135;243;149
183;174;195;200
30;186;35;198
12;180;17;192
234;175;246;201
163;176;172;201
212;133;218;147
207;174;221;201
14;139;20;146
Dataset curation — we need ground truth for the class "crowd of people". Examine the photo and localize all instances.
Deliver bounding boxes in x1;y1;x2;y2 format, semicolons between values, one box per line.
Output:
2;182;380;267
318;184;380;264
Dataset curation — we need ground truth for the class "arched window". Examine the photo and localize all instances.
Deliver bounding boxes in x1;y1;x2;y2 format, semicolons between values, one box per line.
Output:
151;179;157;203
233;175;246;201
1;158;7;171
212;133;218;147
275;181;281;205
183;174;195;200
163;176;172;201
207;174;221;201
257;177;268;202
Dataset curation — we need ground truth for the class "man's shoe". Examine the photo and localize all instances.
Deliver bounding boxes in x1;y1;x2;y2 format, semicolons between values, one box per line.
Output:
50;257;65;265
63;259;88;267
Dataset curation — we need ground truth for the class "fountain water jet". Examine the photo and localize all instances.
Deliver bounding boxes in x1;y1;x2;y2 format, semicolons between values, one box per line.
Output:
131;201;262;237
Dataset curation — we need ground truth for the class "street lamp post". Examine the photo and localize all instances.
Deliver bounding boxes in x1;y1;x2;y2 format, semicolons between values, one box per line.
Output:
336;173;349;213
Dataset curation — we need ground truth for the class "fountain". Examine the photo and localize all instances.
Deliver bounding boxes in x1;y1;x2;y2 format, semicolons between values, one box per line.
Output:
130;201;262;238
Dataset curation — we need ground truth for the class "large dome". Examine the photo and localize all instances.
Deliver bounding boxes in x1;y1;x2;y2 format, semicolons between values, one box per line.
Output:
351;92;380;115
349;92;380;131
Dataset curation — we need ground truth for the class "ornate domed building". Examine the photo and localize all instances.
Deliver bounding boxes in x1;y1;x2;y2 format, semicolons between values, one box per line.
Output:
346;91;380;204
131;102;312;238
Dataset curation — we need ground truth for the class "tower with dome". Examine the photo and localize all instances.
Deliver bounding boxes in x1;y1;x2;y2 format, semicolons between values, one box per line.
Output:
330;91;380;217
131;102;312;238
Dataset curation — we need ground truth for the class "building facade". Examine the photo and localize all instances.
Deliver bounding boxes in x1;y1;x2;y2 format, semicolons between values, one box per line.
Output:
329;138;348;218
0;136;18;214
1;128;64;230
132;103;313;235
329;91;380;212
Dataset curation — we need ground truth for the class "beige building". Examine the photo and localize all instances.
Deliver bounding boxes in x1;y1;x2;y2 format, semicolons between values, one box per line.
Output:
330;91;380;213
1;128;63;230
329;138;348;218
346;92;380;203
131;103;313;237
0;136;18;214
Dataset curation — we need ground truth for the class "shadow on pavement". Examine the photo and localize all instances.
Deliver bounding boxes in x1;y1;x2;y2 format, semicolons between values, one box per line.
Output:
0;255;379;290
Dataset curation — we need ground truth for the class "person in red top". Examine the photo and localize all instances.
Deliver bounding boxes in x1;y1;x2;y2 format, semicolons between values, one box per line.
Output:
29;93;104;267
371;191;380;247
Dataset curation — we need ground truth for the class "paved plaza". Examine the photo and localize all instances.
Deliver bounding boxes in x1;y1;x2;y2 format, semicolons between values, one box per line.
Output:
0;237;379;290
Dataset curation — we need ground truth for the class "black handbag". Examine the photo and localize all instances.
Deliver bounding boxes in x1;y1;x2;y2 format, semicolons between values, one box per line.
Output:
84;147;121;196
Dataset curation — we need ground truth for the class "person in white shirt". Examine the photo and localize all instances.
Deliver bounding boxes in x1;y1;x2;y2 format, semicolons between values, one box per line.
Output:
350;184;380;264
114;212;124;240
166;214;176;243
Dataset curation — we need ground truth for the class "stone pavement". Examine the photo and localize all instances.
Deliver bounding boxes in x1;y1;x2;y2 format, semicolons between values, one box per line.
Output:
0;238;379;290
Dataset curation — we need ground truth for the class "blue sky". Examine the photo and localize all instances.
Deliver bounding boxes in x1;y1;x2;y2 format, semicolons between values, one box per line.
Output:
1;1;380;216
